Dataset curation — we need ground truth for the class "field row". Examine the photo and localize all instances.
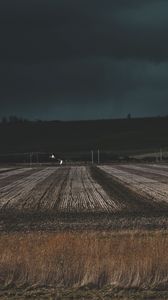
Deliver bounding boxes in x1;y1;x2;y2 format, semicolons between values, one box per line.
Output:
99;164;168;206
0;164;168;216
0;166;123;213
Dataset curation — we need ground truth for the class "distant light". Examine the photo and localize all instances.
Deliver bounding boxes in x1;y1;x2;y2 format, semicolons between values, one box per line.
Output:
60;160;63;165
50;153;55;159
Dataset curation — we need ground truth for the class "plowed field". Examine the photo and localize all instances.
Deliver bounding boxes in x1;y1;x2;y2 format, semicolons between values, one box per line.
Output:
0;164;168;231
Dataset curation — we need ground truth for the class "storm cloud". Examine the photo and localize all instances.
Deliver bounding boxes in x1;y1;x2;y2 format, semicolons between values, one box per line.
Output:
0;0;168;120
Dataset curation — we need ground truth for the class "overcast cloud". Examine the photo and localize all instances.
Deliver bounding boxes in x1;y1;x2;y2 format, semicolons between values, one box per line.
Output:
0;0;167;120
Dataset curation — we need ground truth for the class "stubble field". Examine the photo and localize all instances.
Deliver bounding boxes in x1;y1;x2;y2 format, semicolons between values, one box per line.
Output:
1;164;168;299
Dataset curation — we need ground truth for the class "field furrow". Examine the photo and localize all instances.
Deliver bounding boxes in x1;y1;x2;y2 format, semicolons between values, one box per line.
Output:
116;165;168;183
0;168;31;180
143;164;168;170
57;166;122;213
0;168;43;190
21;167;70;211
0;168;57;210
121;164;168;177
99;165;168;206
0;167;14;173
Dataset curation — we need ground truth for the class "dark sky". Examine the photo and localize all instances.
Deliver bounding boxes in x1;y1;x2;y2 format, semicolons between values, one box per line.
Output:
0;0;168;120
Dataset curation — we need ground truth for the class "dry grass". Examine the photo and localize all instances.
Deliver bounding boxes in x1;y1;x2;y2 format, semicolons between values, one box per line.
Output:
0;230;168;290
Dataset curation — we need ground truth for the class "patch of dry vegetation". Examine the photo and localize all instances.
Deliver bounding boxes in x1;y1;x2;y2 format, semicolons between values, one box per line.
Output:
0;230;168;291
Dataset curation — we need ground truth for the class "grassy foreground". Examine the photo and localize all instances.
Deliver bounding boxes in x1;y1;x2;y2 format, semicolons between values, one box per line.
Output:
0;230;168;299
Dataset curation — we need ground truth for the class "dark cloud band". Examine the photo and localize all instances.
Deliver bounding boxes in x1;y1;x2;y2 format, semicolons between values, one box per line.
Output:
0;0;167;119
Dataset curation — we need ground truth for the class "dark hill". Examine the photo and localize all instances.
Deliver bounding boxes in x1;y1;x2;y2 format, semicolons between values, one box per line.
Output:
0;117;168;162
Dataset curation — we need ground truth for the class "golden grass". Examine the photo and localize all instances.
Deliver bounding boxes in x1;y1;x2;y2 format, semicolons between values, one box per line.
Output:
0;230;168;289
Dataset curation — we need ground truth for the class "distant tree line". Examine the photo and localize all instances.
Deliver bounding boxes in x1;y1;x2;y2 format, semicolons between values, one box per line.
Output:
0;116;62;124
1;116;30;124
1;114;168;125
0;115;39;124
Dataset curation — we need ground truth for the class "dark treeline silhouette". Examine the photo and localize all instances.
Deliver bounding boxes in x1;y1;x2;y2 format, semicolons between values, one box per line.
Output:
1;116;29;124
